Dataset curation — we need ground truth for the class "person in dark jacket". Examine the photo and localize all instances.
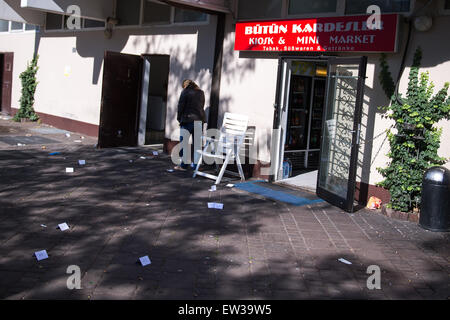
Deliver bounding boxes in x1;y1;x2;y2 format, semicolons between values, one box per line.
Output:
174;79;206;171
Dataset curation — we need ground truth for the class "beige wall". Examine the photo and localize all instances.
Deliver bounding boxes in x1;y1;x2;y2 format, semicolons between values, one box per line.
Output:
30;16;217;135
218;15;279;163
0;31;36;111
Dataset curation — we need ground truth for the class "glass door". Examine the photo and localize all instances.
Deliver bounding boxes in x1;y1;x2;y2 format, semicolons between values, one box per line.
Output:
316;57;367;212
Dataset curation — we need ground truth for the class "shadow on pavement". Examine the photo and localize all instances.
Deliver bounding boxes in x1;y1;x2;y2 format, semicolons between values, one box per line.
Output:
0;145;449;300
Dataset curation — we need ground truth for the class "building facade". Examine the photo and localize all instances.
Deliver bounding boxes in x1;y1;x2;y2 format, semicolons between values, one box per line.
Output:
1;0;449;211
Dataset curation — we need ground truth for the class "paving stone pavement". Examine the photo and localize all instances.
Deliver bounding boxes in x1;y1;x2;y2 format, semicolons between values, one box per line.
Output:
0;118;449;300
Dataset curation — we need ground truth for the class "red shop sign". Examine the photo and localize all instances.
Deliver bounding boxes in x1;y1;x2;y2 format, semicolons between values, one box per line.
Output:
234;14;398;52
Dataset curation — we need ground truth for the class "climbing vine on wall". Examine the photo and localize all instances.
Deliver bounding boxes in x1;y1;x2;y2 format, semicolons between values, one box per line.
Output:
377;47;450;212
14;55;39;122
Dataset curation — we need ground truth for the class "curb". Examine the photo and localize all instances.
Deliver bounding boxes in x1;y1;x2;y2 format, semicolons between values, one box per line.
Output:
377;205;420;223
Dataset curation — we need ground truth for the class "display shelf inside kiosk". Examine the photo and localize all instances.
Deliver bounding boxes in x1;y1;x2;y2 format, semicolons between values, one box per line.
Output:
283;62;326;177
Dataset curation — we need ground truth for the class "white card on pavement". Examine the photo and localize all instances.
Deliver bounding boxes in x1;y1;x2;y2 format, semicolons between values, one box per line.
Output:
35;250;49;261
58;223;69;231
139;256;151;266
78;160;86;165
152;151;158;156
209;185;217;192
208;202;224;210
338;258;352;265
66;167;74;173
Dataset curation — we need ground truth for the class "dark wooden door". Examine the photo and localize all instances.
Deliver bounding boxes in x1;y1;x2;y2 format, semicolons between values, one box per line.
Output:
1;53;13;115
98;51;143;148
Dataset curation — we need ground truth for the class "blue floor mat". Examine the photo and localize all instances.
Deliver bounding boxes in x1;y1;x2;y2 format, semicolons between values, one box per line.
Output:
235;181;324;206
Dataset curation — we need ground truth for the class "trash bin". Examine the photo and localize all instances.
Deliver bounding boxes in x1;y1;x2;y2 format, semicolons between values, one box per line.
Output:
419;166;450;232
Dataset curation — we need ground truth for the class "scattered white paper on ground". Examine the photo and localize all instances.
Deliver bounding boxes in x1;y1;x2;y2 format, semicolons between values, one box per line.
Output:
208;202;224;210
66;167;74;173
226;184;234;188
40;224;47;228
78;160;86;165
58;223;69;231
338;258;352;265
209;185;217;192
65;133;71;137
35;250;49;261
139;256;151;266
74;140;82;143
152;151;158;156
166;169;174;172
140;156;146;160
17;143;26;146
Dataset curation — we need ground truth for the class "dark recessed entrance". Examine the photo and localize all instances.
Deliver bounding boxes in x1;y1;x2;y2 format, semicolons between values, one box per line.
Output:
98;51;170;149
139;54;170;146
0;52;14;115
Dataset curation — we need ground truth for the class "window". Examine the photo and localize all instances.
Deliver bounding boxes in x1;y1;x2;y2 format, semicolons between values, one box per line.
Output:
237;0;282;20
0;20;37;33
174;7;208;23
84;18;105;28
0;19;9;32
143;0;171;24
25;24;37;31
46;13;106;31
345;0;410;14
288;0;337;15
43;0;209;31
116;0;141;25
46;13;63;30
63;15;70;29
10;21;24;31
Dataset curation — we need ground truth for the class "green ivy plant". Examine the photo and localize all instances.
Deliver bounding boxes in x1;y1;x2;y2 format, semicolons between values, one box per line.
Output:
14;55;39;122
377;47;450;212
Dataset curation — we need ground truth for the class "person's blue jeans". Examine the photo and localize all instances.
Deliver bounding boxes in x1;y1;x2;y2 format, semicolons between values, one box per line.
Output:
179;122;195;169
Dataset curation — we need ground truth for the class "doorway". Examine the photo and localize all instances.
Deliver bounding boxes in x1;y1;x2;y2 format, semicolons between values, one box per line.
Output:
280;60;327;193
274;56;367;212
98;51;170;149
138;54;170;146
0;52;14;115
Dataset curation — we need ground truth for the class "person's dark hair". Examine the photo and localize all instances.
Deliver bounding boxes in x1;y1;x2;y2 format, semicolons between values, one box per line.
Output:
182;79;199;89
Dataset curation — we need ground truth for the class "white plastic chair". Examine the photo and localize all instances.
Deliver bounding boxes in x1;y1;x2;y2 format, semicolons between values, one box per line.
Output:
193;112;249;184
